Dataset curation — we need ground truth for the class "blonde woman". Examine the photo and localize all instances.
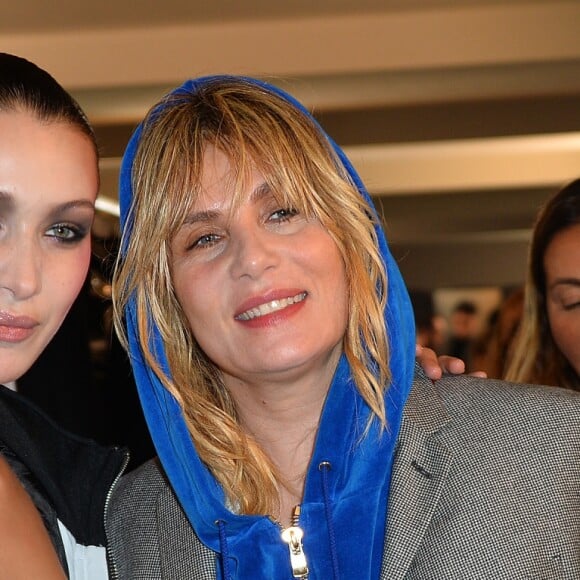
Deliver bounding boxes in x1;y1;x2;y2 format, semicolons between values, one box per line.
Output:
107;76;580;579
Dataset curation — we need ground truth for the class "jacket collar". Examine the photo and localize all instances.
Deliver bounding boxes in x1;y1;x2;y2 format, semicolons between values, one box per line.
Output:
381;365;453;580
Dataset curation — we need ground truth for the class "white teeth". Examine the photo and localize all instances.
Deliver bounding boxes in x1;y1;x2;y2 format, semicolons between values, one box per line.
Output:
236;292;307;320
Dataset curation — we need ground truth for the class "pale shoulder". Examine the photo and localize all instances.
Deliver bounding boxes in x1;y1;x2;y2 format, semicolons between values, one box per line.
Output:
0;454;67;579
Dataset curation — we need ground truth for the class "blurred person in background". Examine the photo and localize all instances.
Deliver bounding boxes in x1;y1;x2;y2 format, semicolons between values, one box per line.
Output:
471;287;524;379
506;179;580;390
446;300;479;369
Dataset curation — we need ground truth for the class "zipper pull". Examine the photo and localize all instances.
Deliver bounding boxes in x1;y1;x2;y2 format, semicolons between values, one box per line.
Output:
280;506;309;579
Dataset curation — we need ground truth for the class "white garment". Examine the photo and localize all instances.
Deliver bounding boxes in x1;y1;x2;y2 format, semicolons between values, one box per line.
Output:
57;520;108;579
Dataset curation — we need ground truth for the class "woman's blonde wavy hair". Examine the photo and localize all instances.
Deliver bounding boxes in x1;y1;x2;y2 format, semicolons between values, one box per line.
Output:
113;77;391;517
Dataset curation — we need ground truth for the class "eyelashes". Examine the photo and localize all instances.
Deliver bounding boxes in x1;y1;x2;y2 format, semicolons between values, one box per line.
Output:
188;232;221;250
268;208;298;223
46;223;90;244
0;221;90;245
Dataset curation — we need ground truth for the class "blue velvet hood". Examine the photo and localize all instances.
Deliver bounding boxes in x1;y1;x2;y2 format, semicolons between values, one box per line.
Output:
119;76;416;579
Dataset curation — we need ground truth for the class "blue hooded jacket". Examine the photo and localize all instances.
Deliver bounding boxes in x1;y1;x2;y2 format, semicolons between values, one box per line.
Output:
119;76;416;579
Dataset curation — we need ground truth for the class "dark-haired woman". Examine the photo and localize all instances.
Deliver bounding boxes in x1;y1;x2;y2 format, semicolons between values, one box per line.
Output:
0;53;126;579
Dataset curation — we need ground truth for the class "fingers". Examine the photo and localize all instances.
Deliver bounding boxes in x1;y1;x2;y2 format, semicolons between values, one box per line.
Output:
437;355;466;375
415;344;443;380
416;344;488;380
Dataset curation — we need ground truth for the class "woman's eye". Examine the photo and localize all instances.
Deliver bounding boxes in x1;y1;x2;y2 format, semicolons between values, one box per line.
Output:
553;287;580;311
563;299;580;311
46;224;85;243
190;233;220;249
269;208;298;223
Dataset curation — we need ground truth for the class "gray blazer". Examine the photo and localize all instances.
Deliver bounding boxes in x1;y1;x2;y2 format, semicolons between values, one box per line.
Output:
106;370;580;579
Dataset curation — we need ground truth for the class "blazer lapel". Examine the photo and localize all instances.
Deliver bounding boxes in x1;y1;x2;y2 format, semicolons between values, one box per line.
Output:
157;484;217;579
381;368;454;580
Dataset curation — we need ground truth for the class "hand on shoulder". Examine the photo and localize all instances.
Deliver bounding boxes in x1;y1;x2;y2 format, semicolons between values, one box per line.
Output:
416;344;487;380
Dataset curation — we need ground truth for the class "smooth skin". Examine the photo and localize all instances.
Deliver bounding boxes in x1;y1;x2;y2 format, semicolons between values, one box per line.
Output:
0;111;97;384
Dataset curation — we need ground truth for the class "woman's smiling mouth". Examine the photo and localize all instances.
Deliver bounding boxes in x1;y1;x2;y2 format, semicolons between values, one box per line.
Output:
235;292;307;321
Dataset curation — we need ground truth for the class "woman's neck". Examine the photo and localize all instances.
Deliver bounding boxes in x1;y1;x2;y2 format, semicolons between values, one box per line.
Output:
233;371;327;465
224;351;340;524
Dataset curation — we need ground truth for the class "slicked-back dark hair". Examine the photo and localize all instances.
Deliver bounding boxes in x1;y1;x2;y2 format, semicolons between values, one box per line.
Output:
0;52;97;154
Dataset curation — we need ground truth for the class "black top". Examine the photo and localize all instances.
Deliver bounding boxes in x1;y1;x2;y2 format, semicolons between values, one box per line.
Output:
0;384;127;574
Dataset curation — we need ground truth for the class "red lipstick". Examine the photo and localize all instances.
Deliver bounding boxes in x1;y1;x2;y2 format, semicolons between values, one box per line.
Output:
234;289;307;329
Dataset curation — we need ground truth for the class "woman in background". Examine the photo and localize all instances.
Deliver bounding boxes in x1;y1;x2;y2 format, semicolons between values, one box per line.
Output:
0;53;126;579
506;179;580;390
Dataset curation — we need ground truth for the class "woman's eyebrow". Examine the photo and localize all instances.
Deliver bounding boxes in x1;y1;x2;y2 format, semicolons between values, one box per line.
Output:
182;183;272;226
0;195;94;216
182;208;221;226
250;182;271;203
550;277;580;290
552;276;580;286
46;199;95;220
52;199;95;211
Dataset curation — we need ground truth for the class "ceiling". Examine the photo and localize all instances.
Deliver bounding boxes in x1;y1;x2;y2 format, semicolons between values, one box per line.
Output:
1;0;546;32
2;0;580;291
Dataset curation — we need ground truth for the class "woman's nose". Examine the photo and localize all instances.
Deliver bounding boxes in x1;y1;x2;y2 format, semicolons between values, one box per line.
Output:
0;238;42;300
229;229;279;280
